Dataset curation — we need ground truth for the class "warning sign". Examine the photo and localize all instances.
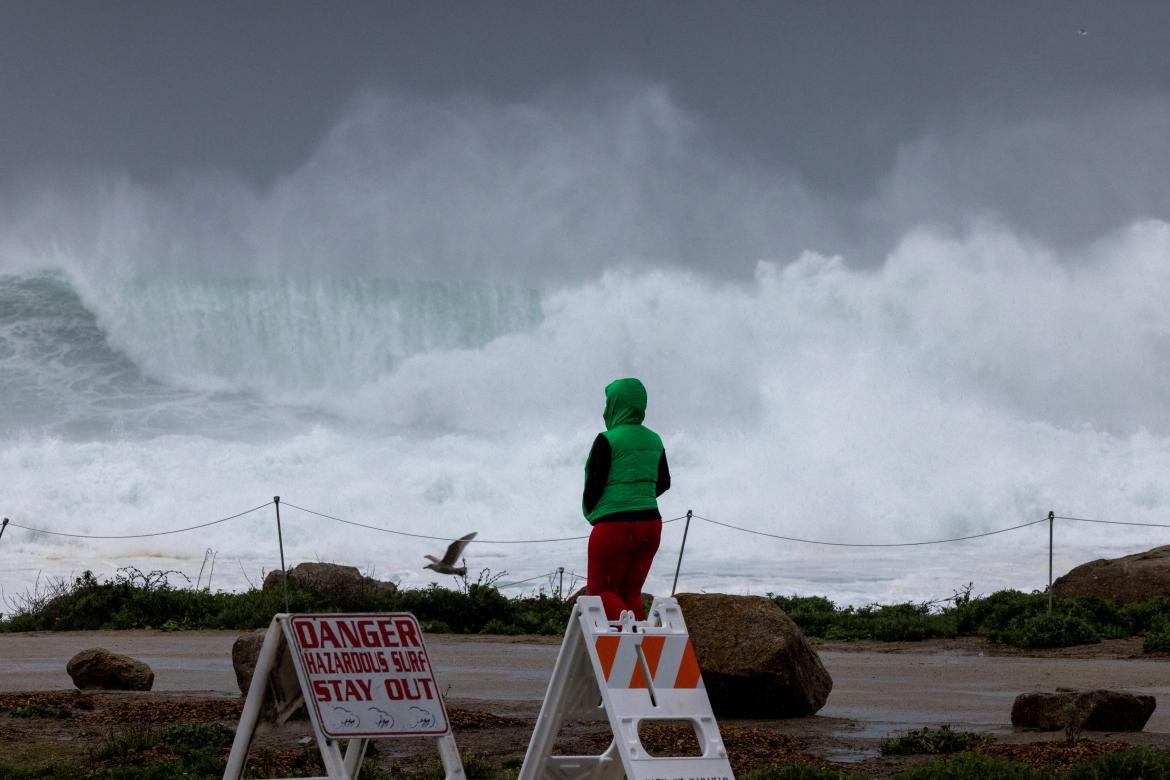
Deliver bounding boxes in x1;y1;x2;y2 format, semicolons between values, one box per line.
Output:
286;613;449;739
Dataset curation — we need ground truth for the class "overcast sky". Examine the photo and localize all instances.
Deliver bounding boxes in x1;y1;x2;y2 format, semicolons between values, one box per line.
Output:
2;1;1168;274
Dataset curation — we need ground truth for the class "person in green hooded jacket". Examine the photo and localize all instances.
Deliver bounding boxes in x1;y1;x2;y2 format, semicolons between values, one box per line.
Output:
582;378;670;621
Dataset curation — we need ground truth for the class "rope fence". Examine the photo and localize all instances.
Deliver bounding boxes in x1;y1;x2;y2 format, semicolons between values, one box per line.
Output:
692;514;1050;547
2;499;1168;606
0;502;274;540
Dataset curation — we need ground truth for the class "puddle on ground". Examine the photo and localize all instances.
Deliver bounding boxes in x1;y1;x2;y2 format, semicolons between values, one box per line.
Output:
806;717;1014;764
813;742;880;764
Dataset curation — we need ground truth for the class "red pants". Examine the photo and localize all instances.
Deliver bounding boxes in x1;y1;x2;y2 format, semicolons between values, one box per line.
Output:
587;519;662;621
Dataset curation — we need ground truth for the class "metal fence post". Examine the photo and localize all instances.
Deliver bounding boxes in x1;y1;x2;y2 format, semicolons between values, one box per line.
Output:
274;497;289;613
1053;512;1062;617
671;510;693;596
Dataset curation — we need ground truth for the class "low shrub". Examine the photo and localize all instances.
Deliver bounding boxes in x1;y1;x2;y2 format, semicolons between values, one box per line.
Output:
1123;596;1170;635
0;570;575;636
775;587;1164;649
772;595;840;637
995;613;1100;649
8;569;1170;654
480;619;524;635
890;752;1051;779
0;767;81;779
774;597;957;642
1142;616;1170;653
951;589;1046;637
1063;746;1170;778
91;724;163;761
880;726;991;756
157;723;234;752
10;704;72;718
739;765;865;779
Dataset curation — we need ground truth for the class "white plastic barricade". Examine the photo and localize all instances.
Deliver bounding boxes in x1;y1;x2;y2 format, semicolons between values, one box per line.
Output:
519;596;733;780
223;613;465;780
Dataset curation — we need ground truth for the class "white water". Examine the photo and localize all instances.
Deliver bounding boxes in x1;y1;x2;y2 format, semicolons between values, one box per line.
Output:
2;87;1169;610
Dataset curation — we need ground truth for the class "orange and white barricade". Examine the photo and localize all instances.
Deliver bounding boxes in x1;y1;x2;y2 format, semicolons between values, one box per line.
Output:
519;596;733;780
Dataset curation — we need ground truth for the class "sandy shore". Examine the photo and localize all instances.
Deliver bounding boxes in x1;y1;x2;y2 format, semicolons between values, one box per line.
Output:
3;630;1169;735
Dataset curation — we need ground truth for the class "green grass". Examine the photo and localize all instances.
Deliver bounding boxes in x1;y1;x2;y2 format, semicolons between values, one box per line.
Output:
9;705;72;719
739;766;866;779
890;753;1051;779
3;743;1170;779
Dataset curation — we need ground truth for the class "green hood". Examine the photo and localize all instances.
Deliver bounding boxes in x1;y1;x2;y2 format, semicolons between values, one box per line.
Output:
603;378;647;430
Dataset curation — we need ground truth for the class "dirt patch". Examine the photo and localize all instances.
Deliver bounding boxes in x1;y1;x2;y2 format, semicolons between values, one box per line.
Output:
0;691;1165;777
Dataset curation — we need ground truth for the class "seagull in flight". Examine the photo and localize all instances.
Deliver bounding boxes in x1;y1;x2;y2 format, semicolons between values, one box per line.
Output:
424;532;478;576
1077;28;1088;36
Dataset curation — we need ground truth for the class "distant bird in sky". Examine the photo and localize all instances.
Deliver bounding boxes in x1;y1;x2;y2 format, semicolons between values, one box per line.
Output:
424;532;478;576
1077;28;1088;36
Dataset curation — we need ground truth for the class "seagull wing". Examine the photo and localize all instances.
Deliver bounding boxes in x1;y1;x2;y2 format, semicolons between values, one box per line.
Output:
440;532;478;565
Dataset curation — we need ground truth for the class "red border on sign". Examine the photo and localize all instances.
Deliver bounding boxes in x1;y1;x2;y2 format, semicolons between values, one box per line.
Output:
287;613;450;738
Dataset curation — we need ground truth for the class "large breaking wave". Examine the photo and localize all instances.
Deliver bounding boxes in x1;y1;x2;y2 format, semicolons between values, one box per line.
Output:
2;86;1169;603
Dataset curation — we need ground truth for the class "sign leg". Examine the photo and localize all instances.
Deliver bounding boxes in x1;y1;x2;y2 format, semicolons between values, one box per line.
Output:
317;736;348;778
438;733;467;780
222;619;284;780
342;739;368;777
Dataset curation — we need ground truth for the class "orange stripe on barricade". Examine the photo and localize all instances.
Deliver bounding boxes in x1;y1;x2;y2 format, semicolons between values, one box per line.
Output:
595;635;620;682
672;638;701;688
641;635;665;679
629;658;648;688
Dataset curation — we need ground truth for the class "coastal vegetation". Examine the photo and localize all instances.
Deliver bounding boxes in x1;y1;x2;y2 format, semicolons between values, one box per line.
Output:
0;568;573;636
772;589;1170;650
4;569;1170;652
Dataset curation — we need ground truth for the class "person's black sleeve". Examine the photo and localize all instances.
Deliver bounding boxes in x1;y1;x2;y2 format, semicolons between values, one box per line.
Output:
656;450;671;497
582;434;611;515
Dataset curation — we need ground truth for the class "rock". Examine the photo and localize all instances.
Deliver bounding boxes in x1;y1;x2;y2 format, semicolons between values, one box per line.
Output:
231;630;307;721
263;562;397;601
232;631;267;695
674;593;832;718
1011;689;1156;731
1052;546;1170;604
66;648;154;691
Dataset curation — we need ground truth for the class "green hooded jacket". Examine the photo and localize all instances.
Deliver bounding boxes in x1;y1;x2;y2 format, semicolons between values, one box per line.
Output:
583;378;666;524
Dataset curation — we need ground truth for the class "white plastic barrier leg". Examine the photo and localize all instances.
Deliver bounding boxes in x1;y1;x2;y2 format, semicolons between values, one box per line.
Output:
519;596;734;780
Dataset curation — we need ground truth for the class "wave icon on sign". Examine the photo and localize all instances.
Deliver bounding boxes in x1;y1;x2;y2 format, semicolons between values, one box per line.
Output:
408;706;435;729
368;706;394;729
332;706;360;728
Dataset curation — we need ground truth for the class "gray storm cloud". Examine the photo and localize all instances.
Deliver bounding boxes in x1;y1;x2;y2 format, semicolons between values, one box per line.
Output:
870;96;1170;251
1;84;1166;282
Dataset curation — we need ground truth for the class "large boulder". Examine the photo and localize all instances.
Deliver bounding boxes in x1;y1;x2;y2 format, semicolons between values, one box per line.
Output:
232;631;266;695
1012;689;1156;731
231;631;307;721
263;562;397;601
66;648;154;691
674;593;832;718
1052;546;1170;604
